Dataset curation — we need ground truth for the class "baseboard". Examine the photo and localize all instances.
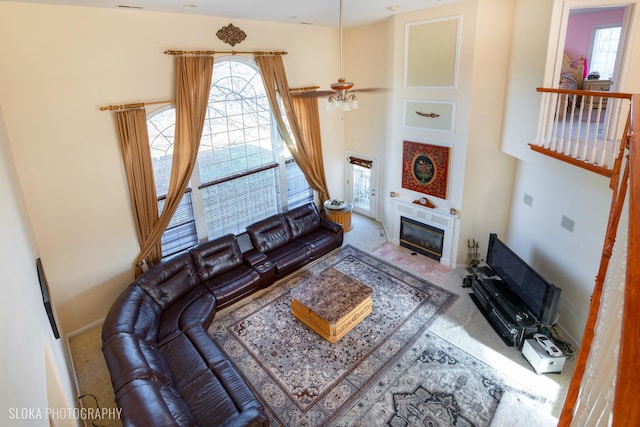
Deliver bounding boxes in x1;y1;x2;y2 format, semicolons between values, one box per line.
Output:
67;318;104;339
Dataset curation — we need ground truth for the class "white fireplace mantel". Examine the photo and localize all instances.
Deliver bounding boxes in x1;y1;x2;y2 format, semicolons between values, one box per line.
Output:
390;198;459;267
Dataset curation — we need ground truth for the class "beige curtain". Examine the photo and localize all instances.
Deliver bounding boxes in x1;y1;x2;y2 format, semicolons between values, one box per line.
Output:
290;94;331;204
114;108;162;271
116;56;213;276
255;55;331;204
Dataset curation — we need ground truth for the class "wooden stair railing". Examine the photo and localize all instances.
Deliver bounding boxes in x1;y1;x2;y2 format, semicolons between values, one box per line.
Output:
532;88;632;185
557;93;639;425
612;93;640;425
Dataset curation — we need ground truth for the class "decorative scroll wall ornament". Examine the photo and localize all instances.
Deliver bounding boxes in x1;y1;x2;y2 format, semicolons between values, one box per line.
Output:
216;23;247;47
416;111;440;118
403;100;456;132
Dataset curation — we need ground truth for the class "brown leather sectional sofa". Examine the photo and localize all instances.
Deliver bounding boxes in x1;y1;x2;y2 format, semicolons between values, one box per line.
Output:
102;202;343;426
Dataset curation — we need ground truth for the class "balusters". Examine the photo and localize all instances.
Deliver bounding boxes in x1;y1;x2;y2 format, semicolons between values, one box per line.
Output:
533;88;630;176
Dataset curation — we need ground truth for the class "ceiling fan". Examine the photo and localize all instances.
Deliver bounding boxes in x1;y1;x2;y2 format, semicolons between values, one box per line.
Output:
298;0;386;110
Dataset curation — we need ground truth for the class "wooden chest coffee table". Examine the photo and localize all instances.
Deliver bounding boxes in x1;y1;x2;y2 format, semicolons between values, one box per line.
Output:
290;268;373;343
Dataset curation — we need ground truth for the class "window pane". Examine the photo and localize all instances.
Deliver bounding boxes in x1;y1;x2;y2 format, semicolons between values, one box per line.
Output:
286;160;313;208
147;107;198;256
147;108;177;196
202;168;280;239
158;191;198;257
352;164;371;211
198;60;275;184
590;26;621;80
145;57;312;257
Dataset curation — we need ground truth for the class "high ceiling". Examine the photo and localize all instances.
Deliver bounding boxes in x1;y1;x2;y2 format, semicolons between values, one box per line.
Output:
3;0;453;28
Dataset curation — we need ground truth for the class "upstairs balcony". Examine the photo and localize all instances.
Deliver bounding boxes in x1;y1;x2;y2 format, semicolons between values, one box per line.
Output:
531;87;632;185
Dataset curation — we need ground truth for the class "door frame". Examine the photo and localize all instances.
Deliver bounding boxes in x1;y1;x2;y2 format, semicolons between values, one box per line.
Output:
345;151;378;219
551;1;637;92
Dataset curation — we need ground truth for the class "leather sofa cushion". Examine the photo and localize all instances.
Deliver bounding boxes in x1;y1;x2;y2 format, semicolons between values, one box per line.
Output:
136;253;199;309
163;326;266;426
202;264;261;309
321;217;343;234
102;332;174;393
284;203;321;239
156;286;215;346
180;366;247;427
177;290;216;331
266;240;311;277
190;235;244;282
296;229;341;260
158;330;227;390
102;285;161;342
220;407;270;427
115;378;197;426
246;214;293;254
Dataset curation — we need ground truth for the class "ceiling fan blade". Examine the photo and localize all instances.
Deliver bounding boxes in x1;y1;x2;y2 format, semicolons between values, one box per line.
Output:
293;90;337;98
352;87;390;93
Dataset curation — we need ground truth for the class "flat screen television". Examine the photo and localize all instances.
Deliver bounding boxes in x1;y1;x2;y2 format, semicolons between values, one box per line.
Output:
486;233;561;326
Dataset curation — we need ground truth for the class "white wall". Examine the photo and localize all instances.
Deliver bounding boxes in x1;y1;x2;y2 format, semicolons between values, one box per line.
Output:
459;0;517;263
385;2;478;256
507;161;610;343
501;0;640;343
0;107;78;426
345;0;517;267
0;3;343;333
340;19;394;216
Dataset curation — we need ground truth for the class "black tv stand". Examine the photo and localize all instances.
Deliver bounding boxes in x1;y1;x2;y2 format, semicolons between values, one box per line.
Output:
468;271;538;348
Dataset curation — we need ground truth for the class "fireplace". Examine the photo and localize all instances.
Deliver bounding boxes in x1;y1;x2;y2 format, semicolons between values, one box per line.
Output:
400;216;445;261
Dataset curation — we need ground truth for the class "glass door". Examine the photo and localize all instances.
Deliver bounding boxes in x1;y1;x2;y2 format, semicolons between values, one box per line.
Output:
346;152;377;218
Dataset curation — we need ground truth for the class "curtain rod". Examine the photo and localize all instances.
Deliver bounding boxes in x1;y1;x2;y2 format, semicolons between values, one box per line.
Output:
99;100;172;111
99;86;318;111
164;50;287;56
289;85;320;92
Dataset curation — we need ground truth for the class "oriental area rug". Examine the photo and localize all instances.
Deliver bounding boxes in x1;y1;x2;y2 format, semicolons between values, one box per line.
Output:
208;245;547;426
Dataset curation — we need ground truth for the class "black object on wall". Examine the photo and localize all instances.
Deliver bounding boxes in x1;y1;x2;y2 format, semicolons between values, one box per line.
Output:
36;258;60;339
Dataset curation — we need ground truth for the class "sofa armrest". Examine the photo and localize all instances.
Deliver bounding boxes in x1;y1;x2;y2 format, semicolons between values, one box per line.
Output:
178;292;217;331
220;406;269;427
321;218;343;234
243;249;267;266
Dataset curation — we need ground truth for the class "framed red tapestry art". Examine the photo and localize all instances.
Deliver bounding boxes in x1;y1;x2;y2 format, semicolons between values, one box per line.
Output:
402;141;450;199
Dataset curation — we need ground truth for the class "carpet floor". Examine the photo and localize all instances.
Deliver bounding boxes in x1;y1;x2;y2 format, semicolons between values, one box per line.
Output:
209;245;550;426
209;245;458;425
68;214;571;426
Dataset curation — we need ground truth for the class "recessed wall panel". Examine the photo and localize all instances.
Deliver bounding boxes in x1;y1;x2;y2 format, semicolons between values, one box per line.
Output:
405;16;460;88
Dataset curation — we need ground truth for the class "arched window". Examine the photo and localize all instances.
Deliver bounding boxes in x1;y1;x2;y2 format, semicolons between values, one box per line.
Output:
147;57;312;257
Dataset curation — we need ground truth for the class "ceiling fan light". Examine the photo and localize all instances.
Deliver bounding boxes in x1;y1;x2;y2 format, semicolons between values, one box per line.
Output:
349;95;359;109
326;0;360;112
